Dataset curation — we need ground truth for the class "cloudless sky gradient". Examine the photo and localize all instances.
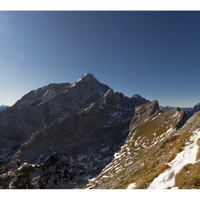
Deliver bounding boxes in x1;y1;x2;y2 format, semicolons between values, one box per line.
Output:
1;11;200;107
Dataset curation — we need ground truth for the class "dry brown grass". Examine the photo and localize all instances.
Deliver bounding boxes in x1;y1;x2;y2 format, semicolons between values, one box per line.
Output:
175;162;200;189
174;136;200;189
115;132;192;189
196;138;200;161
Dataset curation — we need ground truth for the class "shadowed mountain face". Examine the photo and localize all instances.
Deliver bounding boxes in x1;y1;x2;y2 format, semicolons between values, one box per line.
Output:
185;103;200;119
0;73;151;189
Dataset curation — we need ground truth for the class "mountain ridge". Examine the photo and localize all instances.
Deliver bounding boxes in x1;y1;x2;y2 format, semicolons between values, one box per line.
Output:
160;104;200;119
0;73;151;189
0;73;200;189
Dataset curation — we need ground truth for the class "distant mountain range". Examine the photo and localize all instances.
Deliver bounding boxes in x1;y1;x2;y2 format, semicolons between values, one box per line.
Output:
159;106;192;113
0;73;200;189
0;105;9;112
160;104;200;119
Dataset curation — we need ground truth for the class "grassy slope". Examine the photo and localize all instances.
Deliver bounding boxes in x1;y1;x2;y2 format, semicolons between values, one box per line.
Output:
173;111;200;189
114;108;192;189
174;137;200;189
116;132;192;189
84;106;189;189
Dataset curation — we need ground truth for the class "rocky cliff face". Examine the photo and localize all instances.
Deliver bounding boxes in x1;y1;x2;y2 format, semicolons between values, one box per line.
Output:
0;74;110;163
0;73;150;189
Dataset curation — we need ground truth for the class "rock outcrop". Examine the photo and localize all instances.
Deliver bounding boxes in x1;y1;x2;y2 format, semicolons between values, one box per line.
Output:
185;103;200;119
130;94;150;107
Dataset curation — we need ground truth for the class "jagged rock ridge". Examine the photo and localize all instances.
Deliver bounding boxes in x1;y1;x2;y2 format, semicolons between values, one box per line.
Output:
185;103;200;119
0;73;150;189
160;104;200;119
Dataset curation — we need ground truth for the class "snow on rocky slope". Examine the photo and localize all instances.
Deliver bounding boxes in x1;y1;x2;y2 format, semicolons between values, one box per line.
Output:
84;102;187;189
148;129;200;189
125;111;200;189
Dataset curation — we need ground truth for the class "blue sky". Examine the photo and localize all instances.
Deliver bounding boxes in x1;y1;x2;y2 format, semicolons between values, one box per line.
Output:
1;11;200;107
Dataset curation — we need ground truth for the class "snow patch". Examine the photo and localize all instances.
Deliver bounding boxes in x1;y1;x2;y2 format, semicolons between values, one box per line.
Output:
30;130;39;139
171;187;179;189
114;152;122;159
99;103;104;109
144;117;150;122
110;112;119;117
77;154;88;161
0;153;5;159
115;168;123;173
151;113;161;121
101;165;113;174
36;154;43;163
171;111;180;119
42;89;56;102
166;127;174;135
126;182;136;189
134;136;141;146
148;129;200;189
17;163;28;171
135;107;140;111
101;146;110;153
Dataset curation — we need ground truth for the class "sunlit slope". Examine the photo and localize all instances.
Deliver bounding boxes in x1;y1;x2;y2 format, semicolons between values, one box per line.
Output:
84;101;187;189
146;111;200;189
172;111;200;189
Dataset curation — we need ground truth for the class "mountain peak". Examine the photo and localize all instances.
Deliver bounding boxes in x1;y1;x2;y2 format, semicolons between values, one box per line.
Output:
82;73;94;79
70;73;98;88
78;73;95;82
130;94;150;107
131;94;141;98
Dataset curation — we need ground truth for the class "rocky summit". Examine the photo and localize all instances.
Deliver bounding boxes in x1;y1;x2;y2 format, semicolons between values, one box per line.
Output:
1;73;200;189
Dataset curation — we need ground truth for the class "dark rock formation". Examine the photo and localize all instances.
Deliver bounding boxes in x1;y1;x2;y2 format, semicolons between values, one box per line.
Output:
0;73;150;189
130;100;160;127
186;103;200;119
131;94;150;107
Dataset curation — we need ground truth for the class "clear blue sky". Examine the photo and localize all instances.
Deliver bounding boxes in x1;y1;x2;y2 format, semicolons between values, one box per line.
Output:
1;11;200;107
